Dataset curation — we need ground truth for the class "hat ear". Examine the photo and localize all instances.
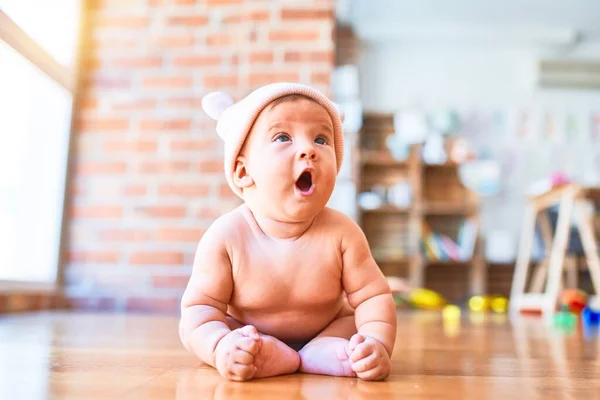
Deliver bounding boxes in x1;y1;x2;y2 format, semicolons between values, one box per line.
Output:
332;102;345;123
202;92;234;120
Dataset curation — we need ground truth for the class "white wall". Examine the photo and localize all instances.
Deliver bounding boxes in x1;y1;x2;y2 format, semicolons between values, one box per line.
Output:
356;36;600;260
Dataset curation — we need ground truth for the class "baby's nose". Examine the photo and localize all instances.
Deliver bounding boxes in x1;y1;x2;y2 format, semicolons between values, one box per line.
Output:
299;146;317;161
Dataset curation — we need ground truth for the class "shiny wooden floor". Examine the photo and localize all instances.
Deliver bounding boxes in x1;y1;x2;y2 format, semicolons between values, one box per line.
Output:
1;311;599;399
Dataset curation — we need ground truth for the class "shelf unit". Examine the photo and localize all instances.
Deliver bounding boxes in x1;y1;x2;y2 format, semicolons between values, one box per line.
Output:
357;113;486;302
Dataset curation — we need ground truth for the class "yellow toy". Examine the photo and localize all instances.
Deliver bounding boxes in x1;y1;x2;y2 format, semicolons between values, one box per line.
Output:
409;288;447;309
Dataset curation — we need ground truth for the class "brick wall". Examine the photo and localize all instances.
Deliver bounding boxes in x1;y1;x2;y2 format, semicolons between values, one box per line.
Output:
65;0;336;313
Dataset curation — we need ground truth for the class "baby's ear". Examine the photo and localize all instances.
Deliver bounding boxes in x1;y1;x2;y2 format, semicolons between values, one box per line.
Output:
332;103;345;124
202;91;234;120
233;157;254;189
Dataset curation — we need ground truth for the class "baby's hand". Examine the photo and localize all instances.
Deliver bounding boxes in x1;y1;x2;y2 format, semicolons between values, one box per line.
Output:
347;334;391;381
214;325;262;381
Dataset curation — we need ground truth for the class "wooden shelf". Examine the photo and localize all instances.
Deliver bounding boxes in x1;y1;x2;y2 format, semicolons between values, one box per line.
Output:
424;260;472;267
361;205;411;214
360;150;409;167
423;202;477;215
374;255;411;264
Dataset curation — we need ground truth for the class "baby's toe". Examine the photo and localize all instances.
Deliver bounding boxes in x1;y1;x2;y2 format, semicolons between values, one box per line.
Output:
237;336;262;355
233;349;254;365
229;363;257;381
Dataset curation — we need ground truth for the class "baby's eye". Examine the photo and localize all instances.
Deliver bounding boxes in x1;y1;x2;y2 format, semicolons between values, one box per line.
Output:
315;136;327;145
274;133;291;142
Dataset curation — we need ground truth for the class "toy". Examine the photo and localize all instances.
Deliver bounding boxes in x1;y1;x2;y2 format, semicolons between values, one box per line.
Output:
468;295;490;313
558;289;588;313
409;288;447;310
490;296;509;313
582;307;600;327
553;305;577;329
442;305;461;321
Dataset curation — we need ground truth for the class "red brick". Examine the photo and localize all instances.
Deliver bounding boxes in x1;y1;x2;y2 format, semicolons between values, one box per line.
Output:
142;76;193;88
196;160;223;173
223;9;270;23
311;71;330;85
111;99;156;111
196;207;221;219
70;205;123;219
99;229;151;242
125;297;180;313
123;184;147;196
268;30;320;42
92;37;137;49
77;118;129;132
159;183;210;197
129;251;185;265
281;8;333;20
94;15;148;29
203;74;238;89
169;138;218;152
248;72;300;87
149;0;195;6
76;162;127;175
112;56;163;69
67;251;120;263
167;15;209;27
206;0;243;5
152;275;189;289
86;74;131;89
157;227;204;242
149;35;195;49
165;97;203;108
249;51;273;63
206;33;242;47
137;161;190;174
139;118;192;132
105;139;157;153
284;51;333;63
219;182;237;198
172;55;222;67
135;205;187;218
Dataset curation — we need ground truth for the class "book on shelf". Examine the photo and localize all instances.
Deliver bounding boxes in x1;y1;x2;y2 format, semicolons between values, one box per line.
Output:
420;219;477;262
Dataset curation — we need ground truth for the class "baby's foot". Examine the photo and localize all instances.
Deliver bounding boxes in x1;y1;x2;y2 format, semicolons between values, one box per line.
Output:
214;325;299;381
347;334;391;381
298;337;356;377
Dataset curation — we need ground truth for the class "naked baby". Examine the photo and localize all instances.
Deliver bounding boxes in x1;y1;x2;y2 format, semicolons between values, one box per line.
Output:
179;83;397;381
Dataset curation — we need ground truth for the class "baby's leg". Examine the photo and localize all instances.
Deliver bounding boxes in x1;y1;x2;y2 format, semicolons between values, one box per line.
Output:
215;316;299;381
297;314;357;377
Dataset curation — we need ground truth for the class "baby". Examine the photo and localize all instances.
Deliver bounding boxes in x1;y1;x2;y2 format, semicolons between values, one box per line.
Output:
179;83;397;381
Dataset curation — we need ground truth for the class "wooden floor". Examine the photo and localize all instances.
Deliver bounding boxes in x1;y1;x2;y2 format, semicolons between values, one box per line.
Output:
1;311;599;399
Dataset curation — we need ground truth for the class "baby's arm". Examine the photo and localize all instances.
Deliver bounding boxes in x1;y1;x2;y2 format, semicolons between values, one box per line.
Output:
341;218;397;356
179;220;233;367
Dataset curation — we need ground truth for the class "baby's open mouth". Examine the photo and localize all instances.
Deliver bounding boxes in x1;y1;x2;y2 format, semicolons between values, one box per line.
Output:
295;171;313;194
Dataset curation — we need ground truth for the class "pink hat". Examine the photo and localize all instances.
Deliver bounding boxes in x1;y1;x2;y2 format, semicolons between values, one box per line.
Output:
201;82;345;198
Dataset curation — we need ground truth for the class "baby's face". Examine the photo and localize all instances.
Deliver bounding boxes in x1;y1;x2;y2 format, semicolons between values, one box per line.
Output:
239;98;337;222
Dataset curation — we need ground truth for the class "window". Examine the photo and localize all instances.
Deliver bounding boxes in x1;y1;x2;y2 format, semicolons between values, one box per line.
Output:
0;3;82;284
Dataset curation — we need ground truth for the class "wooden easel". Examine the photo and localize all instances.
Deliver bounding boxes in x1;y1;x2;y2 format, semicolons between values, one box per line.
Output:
509;183;600;317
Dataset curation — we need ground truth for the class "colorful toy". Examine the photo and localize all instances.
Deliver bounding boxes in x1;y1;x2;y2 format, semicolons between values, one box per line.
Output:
558;289;588;313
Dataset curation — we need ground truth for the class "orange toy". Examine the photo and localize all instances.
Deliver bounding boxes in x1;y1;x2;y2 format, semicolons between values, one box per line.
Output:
559;289;588;313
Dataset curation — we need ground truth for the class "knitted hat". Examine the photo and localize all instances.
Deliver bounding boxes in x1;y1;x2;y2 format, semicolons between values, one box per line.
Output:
201;82;345;198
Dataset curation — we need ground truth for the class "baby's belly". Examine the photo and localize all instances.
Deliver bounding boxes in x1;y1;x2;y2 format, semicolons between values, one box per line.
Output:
227;298;345;343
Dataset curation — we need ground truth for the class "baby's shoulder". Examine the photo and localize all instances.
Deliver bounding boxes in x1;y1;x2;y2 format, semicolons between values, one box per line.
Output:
201;205;248;246
317;207;362;236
